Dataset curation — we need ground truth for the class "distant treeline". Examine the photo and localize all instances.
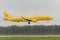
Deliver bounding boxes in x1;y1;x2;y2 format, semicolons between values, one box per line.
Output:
0;25;60;35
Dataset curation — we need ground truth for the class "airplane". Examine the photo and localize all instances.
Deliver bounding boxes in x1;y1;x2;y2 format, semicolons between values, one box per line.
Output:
3;11;53;24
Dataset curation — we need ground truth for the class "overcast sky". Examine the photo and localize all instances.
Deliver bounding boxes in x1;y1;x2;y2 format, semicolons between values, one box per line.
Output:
0;0;60;26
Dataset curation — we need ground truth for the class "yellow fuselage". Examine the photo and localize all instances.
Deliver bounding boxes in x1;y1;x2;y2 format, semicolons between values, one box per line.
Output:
5;16;53;22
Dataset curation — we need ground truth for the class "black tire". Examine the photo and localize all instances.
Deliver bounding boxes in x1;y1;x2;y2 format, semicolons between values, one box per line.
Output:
28;21;30;24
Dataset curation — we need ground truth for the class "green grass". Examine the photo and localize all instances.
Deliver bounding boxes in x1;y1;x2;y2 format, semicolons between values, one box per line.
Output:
0;37;60;40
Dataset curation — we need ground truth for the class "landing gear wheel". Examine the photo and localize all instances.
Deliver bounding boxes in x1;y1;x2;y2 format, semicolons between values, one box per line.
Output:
28;21;30;24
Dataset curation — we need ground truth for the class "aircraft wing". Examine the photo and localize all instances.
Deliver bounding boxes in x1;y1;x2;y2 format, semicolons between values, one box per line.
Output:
20;16;33;24
21;16;37;22
21;16;32;21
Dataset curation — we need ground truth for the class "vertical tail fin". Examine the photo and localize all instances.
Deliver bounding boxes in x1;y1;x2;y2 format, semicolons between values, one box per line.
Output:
4;11;12;18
